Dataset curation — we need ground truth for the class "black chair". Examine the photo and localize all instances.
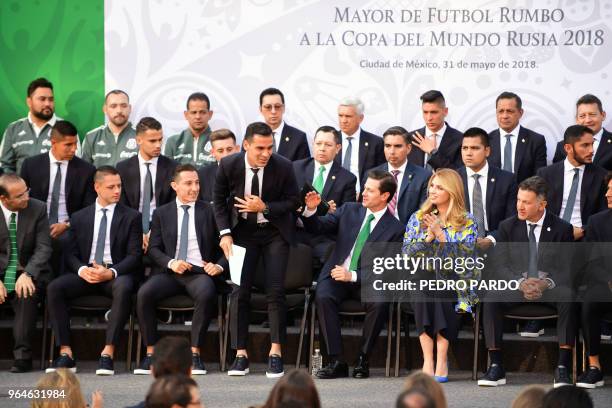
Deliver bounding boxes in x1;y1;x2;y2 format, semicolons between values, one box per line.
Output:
222;243;313;371
45;295;135;371
473;303;577;382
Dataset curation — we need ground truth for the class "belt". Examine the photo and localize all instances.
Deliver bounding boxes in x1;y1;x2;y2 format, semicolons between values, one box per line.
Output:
88;263;113;268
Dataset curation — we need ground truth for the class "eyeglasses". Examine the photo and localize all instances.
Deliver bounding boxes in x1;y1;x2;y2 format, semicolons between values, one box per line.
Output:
262;104;284;112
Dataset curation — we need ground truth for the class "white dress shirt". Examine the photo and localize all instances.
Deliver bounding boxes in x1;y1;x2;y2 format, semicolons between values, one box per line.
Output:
28;113;57;137
0;201;18;229
388;160;408;219
47;151;69;223
242;154;268;223
593;128;603;157
560;158;585;228
272;121;285;152
500;124;521;172
138;153;158;219
78;201;118;278
172;199;202;267
341;128;361;185
425;123;447;150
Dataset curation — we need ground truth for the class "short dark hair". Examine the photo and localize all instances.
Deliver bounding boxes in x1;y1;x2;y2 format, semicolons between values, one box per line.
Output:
383;126;411;145
0;173;24;198
496;91;523;110
105;89;130;103
151;336;192;377
186;92;210;110
420;90;445;105
314;125;341;145
94;166;120;182
563;124;593;145
210;128;236;144
518;176;548;201
51;120;79;140
263;369;321;408
244;122;273;142
463;127;490;147
136;117;162;134
145;375;197;408
172;164;198;182
259;87;285;106
27;78;53;97
395;389;435;408
366;169;397;203
542;385;593;408
576;94;603;113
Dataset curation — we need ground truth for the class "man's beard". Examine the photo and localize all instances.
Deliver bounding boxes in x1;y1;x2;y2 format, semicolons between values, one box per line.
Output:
110;115;128;127
32;108;54;121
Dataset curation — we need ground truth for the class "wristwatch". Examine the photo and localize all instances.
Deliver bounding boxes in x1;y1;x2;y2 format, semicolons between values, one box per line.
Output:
263;203;270;216
430;148;439;155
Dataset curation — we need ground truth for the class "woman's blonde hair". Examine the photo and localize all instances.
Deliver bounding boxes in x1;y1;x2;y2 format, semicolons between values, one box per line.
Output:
31;369;87;408
419;168;468;229
403;371;447;408
511;385;546;408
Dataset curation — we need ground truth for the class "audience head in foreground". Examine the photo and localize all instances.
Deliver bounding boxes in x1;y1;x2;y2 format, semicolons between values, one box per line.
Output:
542;385;593;408
511;385;546;408
402;371;447;408
152;336;193;377
145;374;202;408
32;368;102;408
260;369;321;408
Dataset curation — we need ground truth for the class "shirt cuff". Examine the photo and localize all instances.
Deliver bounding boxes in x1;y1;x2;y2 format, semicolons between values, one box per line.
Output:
167;259;176;269
110;268;118;279
545;277;556;289
77;266;87;277
350;271;358;282
216;264;224;272
484;235;496;246
219;229;231;236
302;207;316;217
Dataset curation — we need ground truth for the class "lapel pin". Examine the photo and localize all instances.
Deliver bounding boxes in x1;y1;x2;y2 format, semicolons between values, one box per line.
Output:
547;227;551;232
491;178;495;183
285;137;289;141
521;138;526;143
365;142;369;147
332;175;336;180
408;174;413;180
608;139;611;143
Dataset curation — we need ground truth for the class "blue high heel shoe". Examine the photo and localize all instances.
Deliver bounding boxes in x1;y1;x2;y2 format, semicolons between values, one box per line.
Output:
434;375;449;383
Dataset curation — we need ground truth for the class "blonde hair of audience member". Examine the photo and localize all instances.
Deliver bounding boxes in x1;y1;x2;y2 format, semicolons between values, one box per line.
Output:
31;369;102;408
419;169;468;229
258;369;321;408
403;371;448;408
512;385;546;408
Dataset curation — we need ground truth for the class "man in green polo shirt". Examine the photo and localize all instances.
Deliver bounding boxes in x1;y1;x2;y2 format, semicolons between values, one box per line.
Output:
164;92;216;167
1;78;79;173
82;90;138;167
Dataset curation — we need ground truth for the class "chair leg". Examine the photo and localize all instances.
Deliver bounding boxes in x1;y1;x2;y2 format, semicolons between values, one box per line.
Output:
221;296;231;372
48;330;55;368
296;291;310;369
41;302;49;369
308;302;316;374
127;313;134;372
385;303;393;377
217;295;224;371
572;344;577;384
394;304;401;377
472;305;481;381
135;329;142;371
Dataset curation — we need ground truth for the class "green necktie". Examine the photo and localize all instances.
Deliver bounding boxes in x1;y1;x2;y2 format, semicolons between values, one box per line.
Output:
4;213;18;292
349;214;375;272
313;165;325;193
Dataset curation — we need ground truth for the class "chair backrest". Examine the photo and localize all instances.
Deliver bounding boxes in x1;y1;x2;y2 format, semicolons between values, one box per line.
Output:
253;243;313;291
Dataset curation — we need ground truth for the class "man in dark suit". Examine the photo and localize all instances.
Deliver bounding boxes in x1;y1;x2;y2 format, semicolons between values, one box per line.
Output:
46;166;142;375
373;126;430;225
478;176;576;388
334;97;385;189
488;92;547;183
117;117;177;253
21;120;96;275
0;173;52;372
197;129;239;204
458;127;517;246
214;122;299;378
408;90;463;170
553;94;612;171
302;170;404;379
135;165;228;376
293;126;357;266
259;88;310;161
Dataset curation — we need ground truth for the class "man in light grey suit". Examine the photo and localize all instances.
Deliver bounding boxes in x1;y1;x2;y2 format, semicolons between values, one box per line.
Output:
0;173;52;372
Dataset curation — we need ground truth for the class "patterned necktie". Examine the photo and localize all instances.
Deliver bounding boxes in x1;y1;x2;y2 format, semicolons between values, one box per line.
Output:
248;168;260;224
472;174;486;237
503;134;513;172
94;208;108;264
528;223;538;278
272;132;277;153
313;165;325;193
425;134;437;170
49;162;62;224
177;205;190;260
142;162;153;232
562;168;580;223
349;214;375;272
3;213;18;292
342;137;353;171
387;170;400;215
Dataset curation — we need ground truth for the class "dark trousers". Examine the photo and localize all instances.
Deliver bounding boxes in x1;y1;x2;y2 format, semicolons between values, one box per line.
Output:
315;277;389;358
230;222;289;349
483;287;577;349
47;273;134;346
581;285;612;357
8;285;42;360
137;271;217;347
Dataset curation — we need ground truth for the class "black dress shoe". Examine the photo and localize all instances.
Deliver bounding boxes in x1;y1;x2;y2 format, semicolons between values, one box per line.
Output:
352;354;369;378
10;359;32;373
316;360;349;379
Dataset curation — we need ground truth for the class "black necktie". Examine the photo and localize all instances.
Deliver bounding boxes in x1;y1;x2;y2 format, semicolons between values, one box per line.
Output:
248;168;260;224
528;223;538;278
142;163;153;232
94;209;108;264
472;174;485;237
49;162;62;224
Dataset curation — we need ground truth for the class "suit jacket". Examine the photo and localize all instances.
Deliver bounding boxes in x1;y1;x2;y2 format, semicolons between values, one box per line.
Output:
148;200;228;274
293;158;357;208
372;162;431;225
489;126;547;183
583;209;612;285
65;203;143;276
407;123;463;170
334;129;385;183
117;154;177;212
552;129;612;171
20;153;96;218
197;162;218;203
302;203;404;283
0;198;51;281
213;152;299;244
495;211;573;284
277;124;310;161
536;162;607;226
458;166;518;238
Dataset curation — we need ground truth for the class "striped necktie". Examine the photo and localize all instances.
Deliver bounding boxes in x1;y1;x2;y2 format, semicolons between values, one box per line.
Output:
387;170;400;216
3;213;18;292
